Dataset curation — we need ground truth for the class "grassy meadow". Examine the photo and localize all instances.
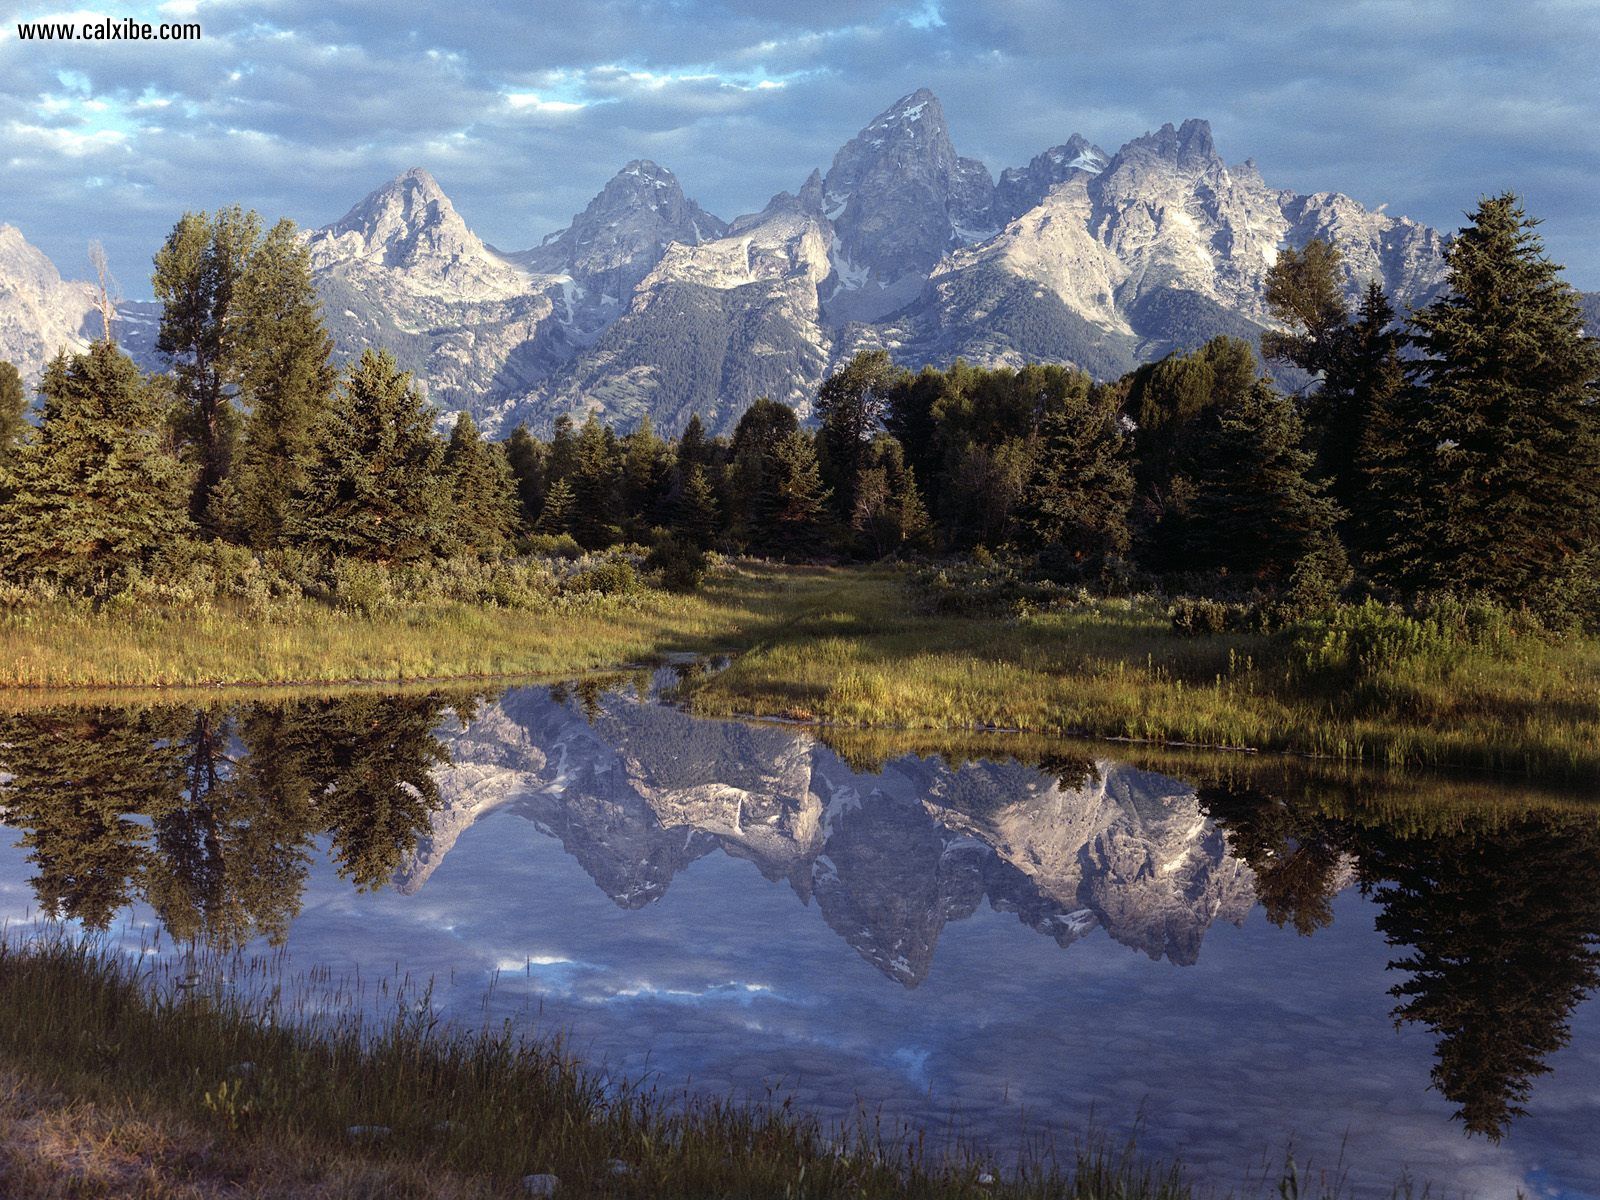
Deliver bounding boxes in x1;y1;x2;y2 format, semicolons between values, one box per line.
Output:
4;559;1598;782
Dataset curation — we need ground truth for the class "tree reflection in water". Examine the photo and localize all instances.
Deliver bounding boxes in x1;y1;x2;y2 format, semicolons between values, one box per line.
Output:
2;690;1598;1140
1200;775;1600;1139
0;692;469;947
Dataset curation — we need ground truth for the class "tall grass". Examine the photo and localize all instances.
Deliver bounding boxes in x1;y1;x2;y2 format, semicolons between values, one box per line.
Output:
675;568;1600;783
0;935;1395;1199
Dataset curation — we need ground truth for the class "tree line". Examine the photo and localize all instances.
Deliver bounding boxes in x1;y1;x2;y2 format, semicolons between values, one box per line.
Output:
0;193;1594;622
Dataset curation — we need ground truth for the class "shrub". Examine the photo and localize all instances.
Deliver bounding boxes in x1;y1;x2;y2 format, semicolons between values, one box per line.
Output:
563;557;641;597
1168;596;1239;637
647;536;710;593
331;559;393;616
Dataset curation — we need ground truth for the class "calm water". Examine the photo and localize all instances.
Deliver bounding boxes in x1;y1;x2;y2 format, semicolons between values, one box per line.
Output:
1;675;1597;1198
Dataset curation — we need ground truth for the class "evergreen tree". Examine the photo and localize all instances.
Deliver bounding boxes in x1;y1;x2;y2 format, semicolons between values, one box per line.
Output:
444;413;520;553
0;344;192;588
725;398;800;543
1379;194;1600;604
752;431;831;559
503;424;546;529
1018;381;1133;571
672;464;721;549
0;359;25;472
152;206;260;527
816;350;898;520
1339;285;1411;561
214;219;336;548
285;350;449;561
883;365;947;509
536;477;576;535
1260;238;1351;378
621;415;674;528
568;416;625;549
1125;337;1256;572
851;438;930;558
1188;379;1348;592
676;412;712;474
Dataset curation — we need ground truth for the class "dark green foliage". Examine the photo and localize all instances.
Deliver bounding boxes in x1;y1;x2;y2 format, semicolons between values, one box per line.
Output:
568;417;626;549
213;219;337;548
285;350;449;562
0;359;25;472
751;431;831;559
850;437;930;558
1188;379;1348;595
0;343;192;588
647;533;710;592
1260;239;1350;377
444;413;520;553
1374;195;1600;606
152;206;260;527
672;464;721;549
504;424;547;528
725;397;800;542
1320;283;1407;552
536;477;576;535
621;415;675;531
1017;378;1133;573
1125;336;1261;573
816;349;899;520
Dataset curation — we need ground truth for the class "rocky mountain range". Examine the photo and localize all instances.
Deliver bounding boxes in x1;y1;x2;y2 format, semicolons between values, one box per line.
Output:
2;88;1460;435
396;680;1299;986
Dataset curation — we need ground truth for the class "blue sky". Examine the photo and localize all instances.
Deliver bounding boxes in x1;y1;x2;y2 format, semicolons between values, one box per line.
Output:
3;0;1597;295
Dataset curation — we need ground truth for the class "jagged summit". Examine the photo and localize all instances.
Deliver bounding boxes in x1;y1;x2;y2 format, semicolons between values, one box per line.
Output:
992;134;1110;224
1111;118;1219;170
524;159;726;293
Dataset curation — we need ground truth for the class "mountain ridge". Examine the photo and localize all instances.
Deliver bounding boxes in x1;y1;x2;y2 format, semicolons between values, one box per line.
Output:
1;88;1464;433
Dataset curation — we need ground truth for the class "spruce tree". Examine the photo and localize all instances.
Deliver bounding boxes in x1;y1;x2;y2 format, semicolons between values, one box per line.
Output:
676;412;712;474
0;359;25;470
725;398;800;543
673;464;721;549
443;412;520;553
622;415;674;528
0;344;192;588
1381;195;1600;604
285;350;449;562
215;219;336;548
503;424;546;529
152;206;260;528
816;350;898;520
851;438;931;558
536;477;576;536
568;416;624;549
1018;381;1133;571
753;431;831;559
1188;379;1348;592
1340;285;1411;562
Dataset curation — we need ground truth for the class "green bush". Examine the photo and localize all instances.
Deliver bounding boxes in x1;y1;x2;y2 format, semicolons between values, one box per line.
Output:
331;559;393;616
563;557;642;597
647;536;710;593
1167;596;1239;637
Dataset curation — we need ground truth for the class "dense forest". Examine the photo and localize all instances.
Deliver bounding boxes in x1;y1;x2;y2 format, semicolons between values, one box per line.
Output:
0;193;1596;629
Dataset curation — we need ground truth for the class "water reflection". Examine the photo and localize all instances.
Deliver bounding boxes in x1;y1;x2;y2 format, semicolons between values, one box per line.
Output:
2;679;1599;1152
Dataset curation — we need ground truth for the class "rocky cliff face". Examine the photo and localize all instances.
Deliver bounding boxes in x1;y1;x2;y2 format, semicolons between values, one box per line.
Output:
0;225;100;382
402;686;1278;986
1;89;1454;435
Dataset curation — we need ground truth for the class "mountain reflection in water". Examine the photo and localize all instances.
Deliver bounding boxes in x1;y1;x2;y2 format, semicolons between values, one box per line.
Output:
1;676;1598;1196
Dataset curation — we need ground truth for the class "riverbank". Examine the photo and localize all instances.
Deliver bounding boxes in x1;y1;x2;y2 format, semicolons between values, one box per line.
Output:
0;937;1338;1200
4;562;1597;781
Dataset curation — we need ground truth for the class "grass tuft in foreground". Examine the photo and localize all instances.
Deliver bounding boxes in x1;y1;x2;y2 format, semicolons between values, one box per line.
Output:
0;936;1402;1199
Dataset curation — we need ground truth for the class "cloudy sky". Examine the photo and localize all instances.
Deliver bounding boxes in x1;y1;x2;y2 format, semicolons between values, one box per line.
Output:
3;0;1597;295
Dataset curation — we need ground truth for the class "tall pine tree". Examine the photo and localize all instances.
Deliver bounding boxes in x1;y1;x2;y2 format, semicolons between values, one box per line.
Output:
152;206;260;528
1379;194;1600;605
443;412;520;553
1018;380;1133;571
214;219;336;548
285;350;449;561
0;344;192;588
